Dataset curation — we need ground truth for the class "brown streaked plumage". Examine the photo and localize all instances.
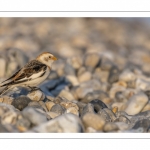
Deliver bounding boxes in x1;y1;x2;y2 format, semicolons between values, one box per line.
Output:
0;52;57;95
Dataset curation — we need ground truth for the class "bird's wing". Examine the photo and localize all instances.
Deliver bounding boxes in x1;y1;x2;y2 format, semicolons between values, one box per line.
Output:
0;60;48;87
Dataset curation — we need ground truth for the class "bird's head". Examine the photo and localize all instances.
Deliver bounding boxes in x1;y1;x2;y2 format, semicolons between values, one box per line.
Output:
36;52;57;68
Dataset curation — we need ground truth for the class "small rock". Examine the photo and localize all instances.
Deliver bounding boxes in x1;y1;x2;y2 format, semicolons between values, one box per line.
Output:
66;107;79;116
51;104;66;115
47;112;60;119
90;99;108;113
66;75;79;86
0;96;14;105
12;96;31;111
84;53;100;70
58;90;75;101
103;122;119;132
38;101;48;112
98;108;117;122
86;127;97;133
78;71;92;83
60;101;79;110
115;122;129;131
0;123;8;132
119;69;136;82
64;63;76;75
132;119;150;133
22;107;47;126
27;90;45;101
30;114;84;133
114;115;131;124
45;101;55;111
0;58;6;77
81;103;95;117
82;113;105;131
125;92;149;115
108;66;120;84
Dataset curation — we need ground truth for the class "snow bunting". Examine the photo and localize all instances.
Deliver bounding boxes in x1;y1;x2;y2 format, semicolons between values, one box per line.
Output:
0;52;57;95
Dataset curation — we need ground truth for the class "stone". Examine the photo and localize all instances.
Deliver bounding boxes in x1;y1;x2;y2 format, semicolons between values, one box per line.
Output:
50;104;66;115
84;53;100;70
98;108;117;122
81;103;95;117
60;101;79;110
100;57;114;71
64;63;76;75
28;101;43;110
58;90;75;101
86;127;97;133
142;102;150;112
115;91;126;102
111;102;126;111
0;96;14;105
47;112;60;119
82;90;109;104
66;75;79;86
115;122;129;131
0;123;8;132
30;114;84;133
67;56;83;70
66;107;79;116
108;66;120;84
45;101;55;111
22;107;47;126
136;79;150;91
12;96;31;111
1;110;18;125
103;122;119;132
38;101;48;112
16;116;31;132
0;58;6;77
125;92;149;115
82;113;105;131
132;119;150;133
114;115;131;124
78;71;92;83
27;90;45;101
119;69;136;82
89;99;108;113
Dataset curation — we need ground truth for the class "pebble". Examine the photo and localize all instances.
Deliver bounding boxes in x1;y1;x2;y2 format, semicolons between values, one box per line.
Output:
0;96;14;105
65;107;79;116
50;104;66;115
132;119;150;133
58;90;75;101
81;103;95;117
66;75;79;86
103;122;119;132
78;71;92;83
98;108;117;122
27;90;45;101
90;99;108;112
0;58;6;77
22;107;47;126
12;96;31;111
82;113;105;131
45;101;55;111
119;69;136;82
47;112;60;119
108;66;120;84
125;92;149;115
84;53;100;70
30;114;84;133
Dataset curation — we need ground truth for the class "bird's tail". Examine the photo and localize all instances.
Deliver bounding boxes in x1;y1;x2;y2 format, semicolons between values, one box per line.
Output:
0;86;11;96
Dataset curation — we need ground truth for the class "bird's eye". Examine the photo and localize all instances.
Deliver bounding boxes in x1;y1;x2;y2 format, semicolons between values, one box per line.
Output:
49;56;51;59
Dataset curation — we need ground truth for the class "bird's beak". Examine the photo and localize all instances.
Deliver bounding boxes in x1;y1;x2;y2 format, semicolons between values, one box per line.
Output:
52;56;58;61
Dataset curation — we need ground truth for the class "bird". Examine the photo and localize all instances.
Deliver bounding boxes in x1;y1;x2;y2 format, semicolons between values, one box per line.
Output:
0;52;57;96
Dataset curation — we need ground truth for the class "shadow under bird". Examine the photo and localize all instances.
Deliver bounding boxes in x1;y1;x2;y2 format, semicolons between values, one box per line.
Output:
0;52;57;95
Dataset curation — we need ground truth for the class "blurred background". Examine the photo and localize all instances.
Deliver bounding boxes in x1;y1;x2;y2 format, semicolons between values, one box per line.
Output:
1;18;150;102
